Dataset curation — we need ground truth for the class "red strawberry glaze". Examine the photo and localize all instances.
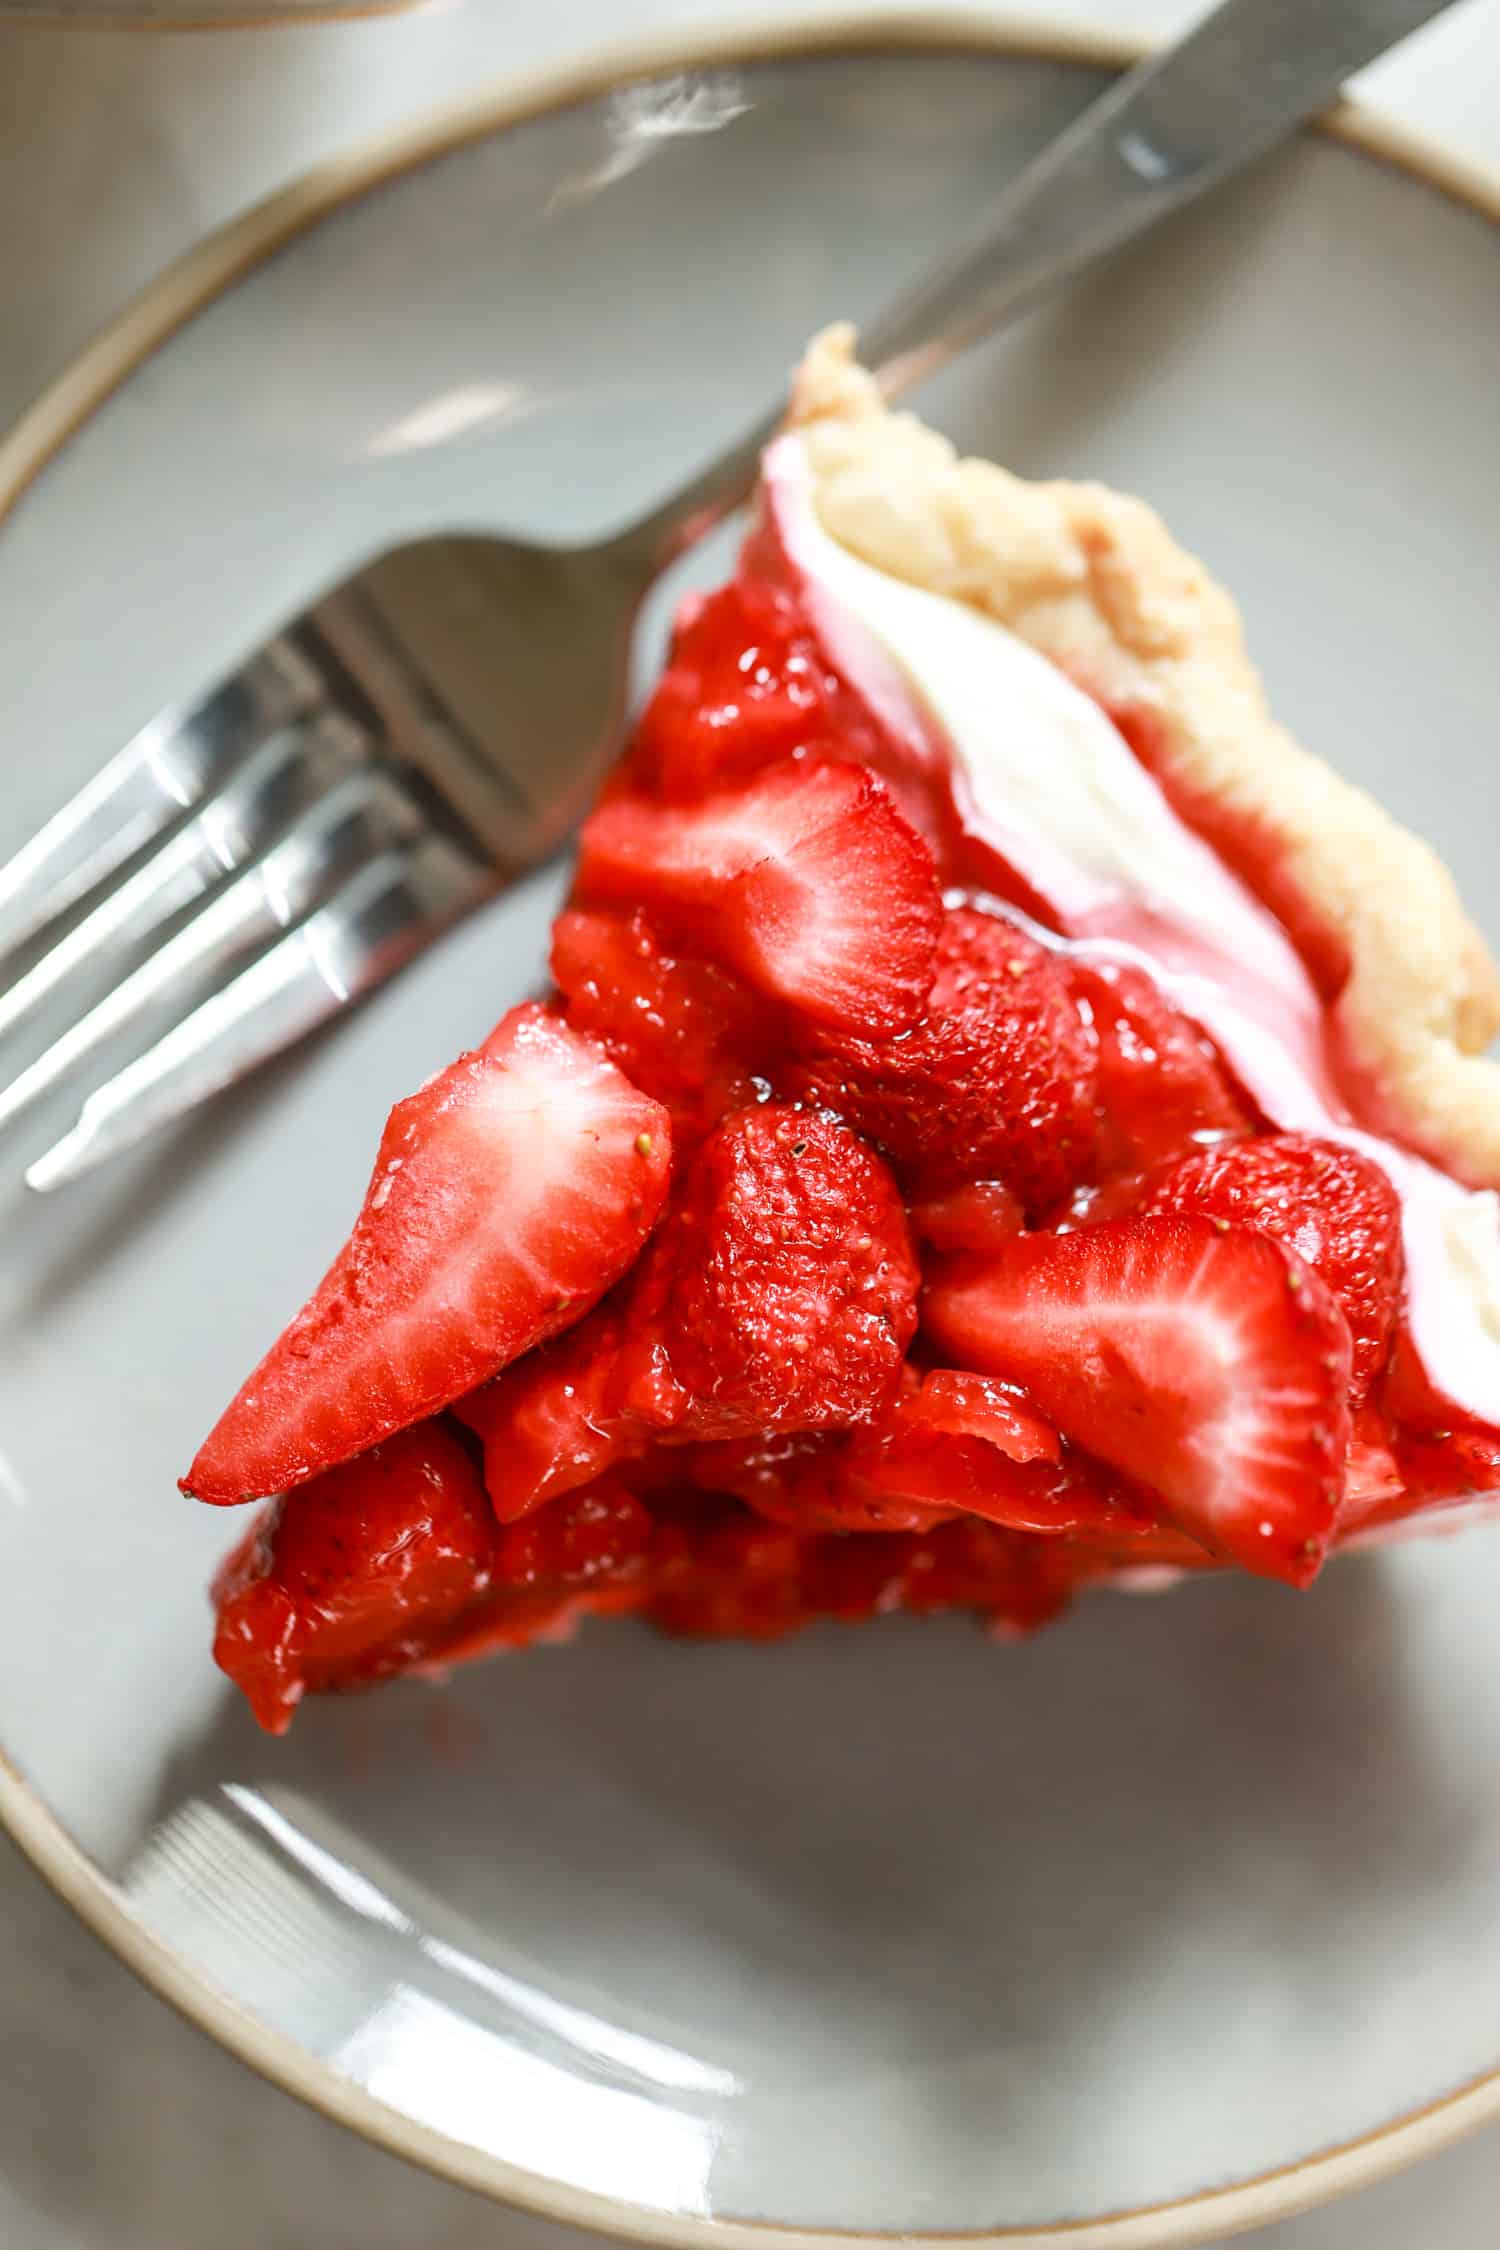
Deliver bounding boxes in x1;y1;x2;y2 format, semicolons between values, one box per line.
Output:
203;460;1500;1730
213;1421;500;1735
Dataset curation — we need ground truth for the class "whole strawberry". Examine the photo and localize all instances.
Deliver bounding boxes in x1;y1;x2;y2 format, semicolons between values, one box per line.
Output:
648;1103;919;1435
793;907;1097;1212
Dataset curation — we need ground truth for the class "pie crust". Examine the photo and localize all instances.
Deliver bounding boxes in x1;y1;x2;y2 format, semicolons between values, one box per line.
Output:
788;327;1500;1189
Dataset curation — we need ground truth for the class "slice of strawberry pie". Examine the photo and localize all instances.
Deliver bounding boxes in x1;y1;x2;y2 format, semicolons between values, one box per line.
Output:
188;327;1500;1734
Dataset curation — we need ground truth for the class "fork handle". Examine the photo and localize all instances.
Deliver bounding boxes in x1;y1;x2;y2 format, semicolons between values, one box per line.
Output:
627;0;1456;558
859;0;1458;392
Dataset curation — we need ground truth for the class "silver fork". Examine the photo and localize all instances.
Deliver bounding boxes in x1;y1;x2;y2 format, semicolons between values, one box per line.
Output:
2;0;1452;1191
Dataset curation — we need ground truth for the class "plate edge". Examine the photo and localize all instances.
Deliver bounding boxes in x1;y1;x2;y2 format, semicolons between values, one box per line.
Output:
1;10;1498;2243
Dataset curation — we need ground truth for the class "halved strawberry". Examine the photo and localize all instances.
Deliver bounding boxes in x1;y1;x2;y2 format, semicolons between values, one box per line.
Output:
212;1419;497;1734
893;1369;1060;1462
575;761;941;1036
1145;1134;1403;1401
184;1004;671;1505
924;1215;1353;1584
793;908;1097;1210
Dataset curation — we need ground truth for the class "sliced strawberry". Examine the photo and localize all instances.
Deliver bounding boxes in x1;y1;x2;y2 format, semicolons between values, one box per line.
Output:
575;761;942;1036
924;1215;1353;1584
550;906;773;1146
212;1420;497;1734
1071;957;1254;1181
792;908;1097;1209
862;1430;1120;1536
894;1369;1060;1462
184;1004;671;1505
1145;1134;1403;1402
1048;1516;1218;1578
681;1370;1118;1540
852;1371;1136;1536
453;1277;701;1527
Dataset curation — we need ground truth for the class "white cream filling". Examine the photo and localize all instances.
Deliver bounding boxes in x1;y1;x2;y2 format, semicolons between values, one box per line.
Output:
767;433;1500;1429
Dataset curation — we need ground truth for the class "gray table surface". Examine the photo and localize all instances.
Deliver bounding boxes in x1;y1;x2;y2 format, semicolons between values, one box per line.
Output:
1;4;1498;2244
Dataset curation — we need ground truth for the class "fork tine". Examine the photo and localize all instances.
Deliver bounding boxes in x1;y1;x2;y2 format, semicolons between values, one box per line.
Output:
0;642;325;968
25;832;494;1193
0;709;368;1045
0;767;427;1135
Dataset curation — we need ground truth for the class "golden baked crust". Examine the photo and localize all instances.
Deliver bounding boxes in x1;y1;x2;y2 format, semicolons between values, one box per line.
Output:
787;326;1500;1189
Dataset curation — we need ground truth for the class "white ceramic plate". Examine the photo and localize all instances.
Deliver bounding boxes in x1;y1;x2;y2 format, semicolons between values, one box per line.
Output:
2;18;1499;2247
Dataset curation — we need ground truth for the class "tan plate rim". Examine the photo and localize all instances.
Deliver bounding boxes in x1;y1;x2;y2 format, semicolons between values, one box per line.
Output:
1;13;1498;2245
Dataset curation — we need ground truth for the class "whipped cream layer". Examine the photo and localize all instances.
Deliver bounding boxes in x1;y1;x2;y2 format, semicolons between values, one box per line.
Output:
763;433;1500;1428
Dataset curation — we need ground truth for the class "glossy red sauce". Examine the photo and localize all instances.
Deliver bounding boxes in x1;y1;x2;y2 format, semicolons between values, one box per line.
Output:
212;545;1500;1731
